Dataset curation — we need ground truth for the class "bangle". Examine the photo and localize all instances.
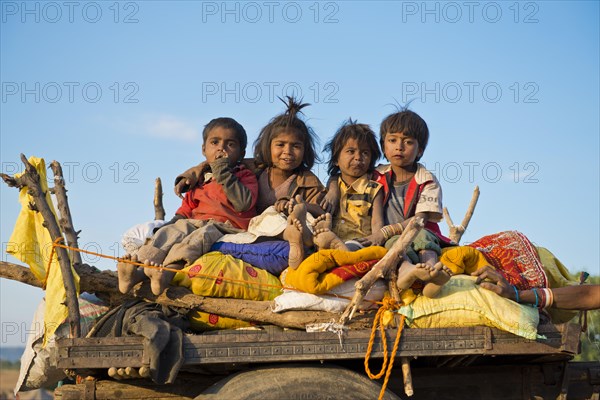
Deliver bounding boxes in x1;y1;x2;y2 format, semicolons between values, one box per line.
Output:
545;288;554;309
380;226;391;240
532;288;539;308
512;285;520;303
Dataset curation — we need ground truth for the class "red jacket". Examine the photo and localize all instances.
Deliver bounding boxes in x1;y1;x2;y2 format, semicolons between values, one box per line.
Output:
176;164;258;230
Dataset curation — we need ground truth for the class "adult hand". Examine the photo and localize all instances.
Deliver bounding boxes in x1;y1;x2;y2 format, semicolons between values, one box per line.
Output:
471;266;515;301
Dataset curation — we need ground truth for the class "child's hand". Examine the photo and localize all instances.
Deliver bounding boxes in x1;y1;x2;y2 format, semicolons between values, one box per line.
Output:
274;199;290;214
174;178;191;199
319;191;339;215
355;231;385;247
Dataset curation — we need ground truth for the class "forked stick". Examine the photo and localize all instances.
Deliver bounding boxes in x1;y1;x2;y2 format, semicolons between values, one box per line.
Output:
443;186;480;244
339;217;424;324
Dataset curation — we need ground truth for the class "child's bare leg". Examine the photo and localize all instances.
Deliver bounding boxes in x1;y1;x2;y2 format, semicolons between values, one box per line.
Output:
283;217;305;269
117;254;146;294
396;259;441;290
288;194;313;247
422;263;453;298
144;260;185;296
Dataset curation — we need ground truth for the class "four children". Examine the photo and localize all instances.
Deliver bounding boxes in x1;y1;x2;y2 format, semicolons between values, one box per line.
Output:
118;98;455;300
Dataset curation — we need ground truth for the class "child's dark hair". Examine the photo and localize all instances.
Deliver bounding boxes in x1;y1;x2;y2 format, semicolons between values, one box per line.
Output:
380;109;429;162
253;96;320;170
324;119;381;176
203;117;247;151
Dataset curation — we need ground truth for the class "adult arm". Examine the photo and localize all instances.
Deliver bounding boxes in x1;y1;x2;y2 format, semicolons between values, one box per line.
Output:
472;266;600;310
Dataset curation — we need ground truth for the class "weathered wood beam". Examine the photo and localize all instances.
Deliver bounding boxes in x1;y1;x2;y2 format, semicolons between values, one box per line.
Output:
49;160;83;266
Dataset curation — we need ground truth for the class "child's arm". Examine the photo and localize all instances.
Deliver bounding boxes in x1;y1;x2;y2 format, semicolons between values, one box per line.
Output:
211;158;258;212
174;162;208;198
319;175;340;215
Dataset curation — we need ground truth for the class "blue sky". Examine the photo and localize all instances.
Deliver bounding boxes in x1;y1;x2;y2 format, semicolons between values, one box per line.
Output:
1;1;599;347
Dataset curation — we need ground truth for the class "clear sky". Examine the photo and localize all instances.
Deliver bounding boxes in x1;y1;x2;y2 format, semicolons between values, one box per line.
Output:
1;1;599;347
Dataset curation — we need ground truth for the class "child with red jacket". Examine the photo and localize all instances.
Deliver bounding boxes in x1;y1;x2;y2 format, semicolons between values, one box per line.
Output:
118;117;258;296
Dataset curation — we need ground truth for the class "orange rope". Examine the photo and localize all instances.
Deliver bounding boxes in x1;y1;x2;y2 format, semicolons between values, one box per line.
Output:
43;237;65;289
364;297;405;400
50;242;382;304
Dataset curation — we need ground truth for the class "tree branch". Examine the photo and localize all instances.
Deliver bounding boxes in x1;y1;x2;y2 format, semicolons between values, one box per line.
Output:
340;217;424;324
50;160;83;266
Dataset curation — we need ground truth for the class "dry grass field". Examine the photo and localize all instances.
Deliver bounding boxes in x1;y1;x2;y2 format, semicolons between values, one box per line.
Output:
0;369;52;400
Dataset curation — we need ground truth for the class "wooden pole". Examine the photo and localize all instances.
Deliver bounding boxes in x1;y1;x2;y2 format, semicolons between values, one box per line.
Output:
154;177;166;221
49;160;83;266
0;261;375;331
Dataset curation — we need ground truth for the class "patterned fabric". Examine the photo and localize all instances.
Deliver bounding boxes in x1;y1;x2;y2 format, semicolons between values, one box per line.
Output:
467;231;548;290
330;259;379;281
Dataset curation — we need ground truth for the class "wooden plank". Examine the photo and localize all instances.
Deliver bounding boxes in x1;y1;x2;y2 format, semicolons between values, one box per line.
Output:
55;324;580;370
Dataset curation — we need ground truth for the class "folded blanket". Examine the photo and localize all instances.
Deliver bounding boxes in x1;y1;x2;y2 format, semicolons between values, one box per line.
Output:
211;240;289;275
284;246;387;294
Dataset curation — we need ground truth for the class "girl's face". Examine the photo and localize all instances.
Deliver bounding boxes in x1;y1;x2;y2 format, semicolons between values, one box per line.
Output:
270;130;304;172
337;138;371;182
383;132;422;169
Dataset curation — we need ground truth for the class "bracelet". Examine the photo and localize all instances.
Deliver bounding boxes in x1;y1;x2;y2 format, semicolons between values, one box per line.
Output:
532;288;539;308
545;288;554;309
380;226;392;240
512;285;520;303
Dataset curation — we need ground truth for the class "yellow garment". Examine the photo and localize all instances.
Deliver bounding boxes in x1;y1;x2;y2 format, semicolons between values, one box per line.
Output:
398;275;540;339
440;245;491;275
6;157;80;344
284;246;387;295
332;174;383;241
172;251;281;300
536;246;579;323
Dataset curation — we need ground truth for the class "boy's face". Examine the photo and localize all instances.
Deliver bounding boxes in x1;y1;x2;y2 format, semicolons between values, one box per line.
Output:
270;130;304;172
202;127;244;165
337;138;371;182
383;132;423;169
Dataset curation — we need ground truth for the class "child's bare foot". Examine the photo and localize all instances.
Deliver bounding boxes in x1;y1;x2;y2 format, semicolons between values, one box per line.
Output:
288;195;313;247
144;260;184;296
313;228;349;251
312;212;332;231
396;260;442;290
422;262;453;298
117;254;146;294
283;217;305;269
